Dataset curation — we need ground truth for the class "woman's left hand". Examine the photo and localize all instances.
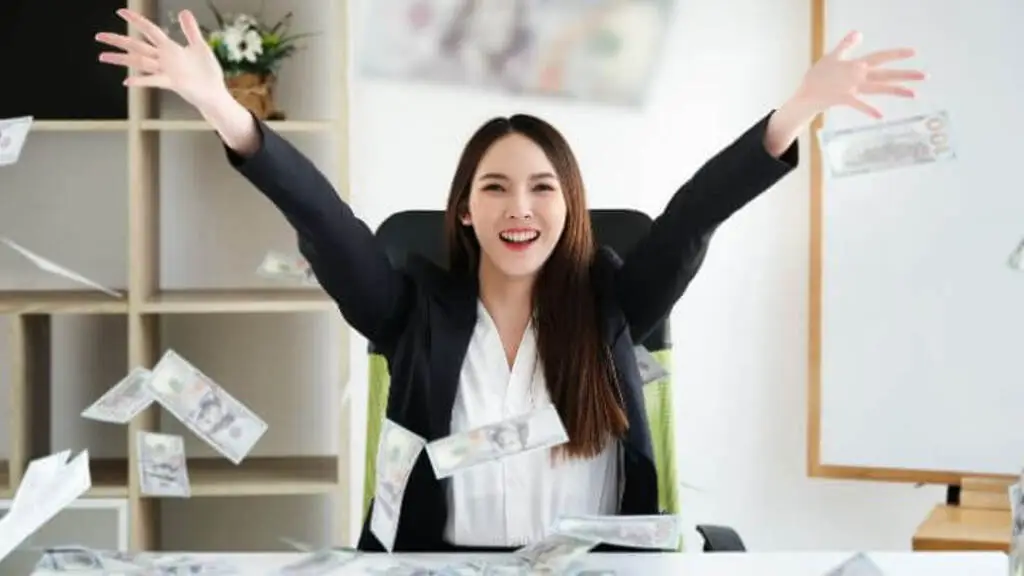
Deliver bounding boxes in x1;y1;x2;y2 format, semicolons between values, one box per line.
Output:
794;30;927;119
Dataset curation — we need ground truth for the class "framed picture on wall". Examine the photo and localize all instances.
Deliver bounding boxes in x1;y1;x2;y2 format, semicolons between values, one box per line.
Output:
358;0;677;106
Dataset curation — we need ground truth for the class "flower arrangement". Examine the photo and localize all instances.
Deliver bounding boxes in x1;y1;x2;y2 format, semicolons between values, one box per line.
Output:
199;1;312;119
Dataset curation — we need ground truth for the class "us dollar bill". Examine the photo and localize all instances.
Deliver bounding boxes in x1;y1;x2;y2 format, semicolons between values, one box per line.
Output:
145;349;268;465
633;345;668;385
819;110;955;178
257;251;317;285
370;419;427;552
138;431;191;498
81;367;155;424
425;404;570;479
512;533;599;573
552;514;681;550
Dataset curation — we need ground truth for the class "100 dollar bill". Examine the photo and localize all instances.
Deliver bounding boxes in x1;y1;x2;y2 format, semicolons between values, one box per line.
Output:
425;404;569;479
819;110;955;178
552;514;682;550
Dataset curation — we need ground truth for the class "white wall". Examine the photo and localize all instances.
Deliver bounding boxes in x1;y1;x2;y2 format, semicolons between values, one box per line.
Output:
0;0;944;553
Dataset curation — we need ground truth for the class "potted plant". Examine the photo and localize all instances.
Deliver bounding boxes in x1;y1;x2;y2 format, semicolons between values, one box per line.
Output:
200;1;310;120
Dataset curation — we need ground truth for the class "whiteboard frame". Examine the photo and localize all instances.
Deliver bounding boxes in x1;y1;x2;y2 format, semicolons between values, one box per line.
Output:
805;0;1014;486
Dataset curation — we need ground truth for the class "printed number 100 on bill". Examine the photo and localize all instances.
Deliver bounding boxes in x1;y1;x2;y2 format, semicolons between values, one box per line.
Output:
820;110;956;178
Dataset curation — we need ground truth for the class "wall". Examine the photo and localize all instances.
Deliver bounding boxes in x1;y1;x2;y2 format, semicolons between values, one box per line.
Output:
0;0;943;553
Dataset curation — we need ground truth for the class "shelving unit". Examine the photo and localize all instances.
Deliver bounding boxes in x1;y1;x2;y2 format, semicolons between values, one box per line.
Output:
1;0;352;553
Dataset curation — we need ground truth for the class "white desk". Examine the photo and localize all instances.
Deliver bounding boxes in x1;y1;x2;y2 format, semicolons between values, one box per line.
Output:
17;550;1009;575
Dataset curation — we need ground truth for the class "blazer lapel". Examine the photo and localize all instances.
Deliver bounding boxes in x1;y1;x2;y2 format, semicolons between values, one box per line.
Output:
426;271;478;440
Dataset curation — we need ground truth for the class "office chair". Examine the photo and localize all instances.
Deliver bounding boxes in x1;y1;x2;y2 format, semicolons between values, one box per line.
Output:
359;209;747;553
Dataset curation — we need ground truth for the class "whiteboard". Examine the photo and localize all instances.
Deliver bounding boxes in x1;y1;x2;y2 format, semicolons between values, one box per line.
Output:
812;0;1024;481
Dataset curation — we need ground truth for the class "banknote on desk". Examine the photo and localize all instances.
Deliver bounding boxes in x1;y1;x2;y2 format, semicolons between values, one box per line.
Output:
371;419;427;552
819;110;955;178
552;514;682;550
512;533;600;574
138;431;191;498
81;367;155;424
145;349;268;464
425;404;570;479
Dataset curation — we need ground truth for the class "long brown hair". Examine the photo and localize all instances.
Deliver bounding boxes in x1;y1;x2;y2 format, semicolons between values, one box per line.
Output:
443;114;628;459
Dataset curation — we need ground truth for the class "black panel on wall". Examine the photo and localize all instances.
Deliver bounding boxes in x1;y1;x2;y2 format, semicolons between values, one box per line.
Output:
0;0;128;120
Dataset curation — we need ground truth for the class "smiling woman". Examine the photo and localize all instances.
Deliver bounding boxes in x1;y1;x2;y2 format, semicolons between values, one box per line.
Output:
94;6;925;553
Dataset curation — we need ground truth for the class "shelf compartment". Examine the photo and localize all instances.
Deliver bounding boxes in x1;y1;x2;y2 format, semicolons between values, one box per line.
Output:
175;456;339;497
140;120;333;133
88;458;130;497
0;291;128;315
142;289;333;314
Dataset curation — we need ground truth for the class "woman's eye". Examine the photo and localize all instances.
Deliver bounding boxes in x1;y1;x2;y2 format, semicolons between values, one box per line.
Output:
533;183;555;192
482;183;504;192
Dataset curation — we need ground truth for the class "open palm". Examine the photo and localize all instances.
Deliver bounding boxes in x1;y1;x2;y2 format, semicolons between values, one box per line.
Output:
796;31;927;119
96;9;226;111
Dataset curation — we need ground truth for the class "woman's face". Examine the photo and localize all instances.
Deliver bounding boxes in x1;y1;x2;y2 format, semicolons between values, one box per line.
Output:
462;133;567;282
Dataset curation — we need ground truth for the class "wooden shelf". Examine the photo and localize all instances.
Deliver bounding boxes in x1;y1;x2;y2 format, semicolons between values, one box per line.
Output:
140;120;333;133
0;291;128;314
4;0;353;552
179;456;339;497
31;120;129;132
142;289;334;314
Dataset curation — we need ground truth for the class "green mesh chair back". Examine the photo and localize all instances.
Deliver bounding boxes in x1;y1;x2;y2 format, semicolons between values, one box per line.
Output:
361;210;679;537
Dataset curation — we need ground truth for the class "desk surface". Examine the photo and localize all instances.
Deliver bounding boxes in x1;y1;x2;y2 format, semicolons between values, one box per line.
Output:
11;550;1010;575
914;504;1011;551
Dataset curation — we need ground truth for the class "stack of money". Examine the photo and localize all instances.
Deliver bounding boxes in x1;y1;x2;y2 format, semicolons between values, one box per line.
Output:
551;514;682;550
80;349;269;499
818;110;956;178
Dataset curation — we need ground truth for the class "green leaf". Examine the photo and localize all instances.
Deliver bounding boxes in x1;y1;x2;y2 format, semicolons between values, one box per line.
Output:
206;0;225;29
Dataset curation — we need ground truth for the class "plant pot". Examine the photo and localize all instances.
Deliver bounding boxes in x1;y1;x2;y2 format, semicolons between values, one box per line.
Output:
225;72;283;120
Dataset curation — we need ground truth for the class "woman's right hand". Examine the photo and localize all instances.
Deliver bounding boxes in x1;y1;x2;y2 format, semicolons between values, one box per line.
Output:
96;8;227;114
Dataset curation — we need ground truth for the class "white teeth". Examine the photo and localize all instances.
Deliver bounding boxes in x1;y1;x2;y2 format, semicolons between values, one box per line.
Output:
499;230;539;243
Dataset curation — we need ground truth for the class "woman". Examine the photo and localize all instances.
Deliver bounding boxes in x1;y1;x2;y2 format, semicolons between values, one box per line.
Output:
95;9;924;552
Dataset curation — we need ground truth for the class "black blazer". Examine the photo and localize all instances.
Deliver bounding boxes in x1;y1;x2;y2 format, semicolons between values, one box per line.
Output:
223;110;799;553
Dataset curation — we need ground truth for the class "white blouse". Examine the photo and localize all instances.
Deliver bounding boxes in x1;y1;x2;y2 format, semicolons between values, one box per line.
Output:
443;301;620;548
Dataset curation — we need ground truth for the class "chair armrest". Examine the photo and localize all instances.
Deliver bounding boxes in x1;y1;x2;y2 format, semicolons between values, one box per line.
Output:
695;524;747;552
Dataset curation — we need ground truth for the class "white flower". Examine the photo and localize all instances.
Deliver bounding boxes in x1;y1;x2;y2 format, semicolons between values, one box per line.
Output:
221;25;263;63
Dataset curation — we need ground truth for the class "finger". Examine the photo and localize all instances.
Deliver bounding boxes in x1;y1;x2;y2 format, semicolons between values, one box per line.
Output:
857;82;915;98
98;52;161;74
842;96;883;119
178;9;205;47
860;47;916;66
866;68;927;82
95;32;159;59
116;8;173;47
830;30;862;59
123;74;171;90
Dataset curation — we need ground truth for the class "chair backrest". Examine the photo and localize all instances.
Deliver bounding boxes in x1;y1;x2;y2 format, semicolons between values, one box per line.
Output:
370;209;670;350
